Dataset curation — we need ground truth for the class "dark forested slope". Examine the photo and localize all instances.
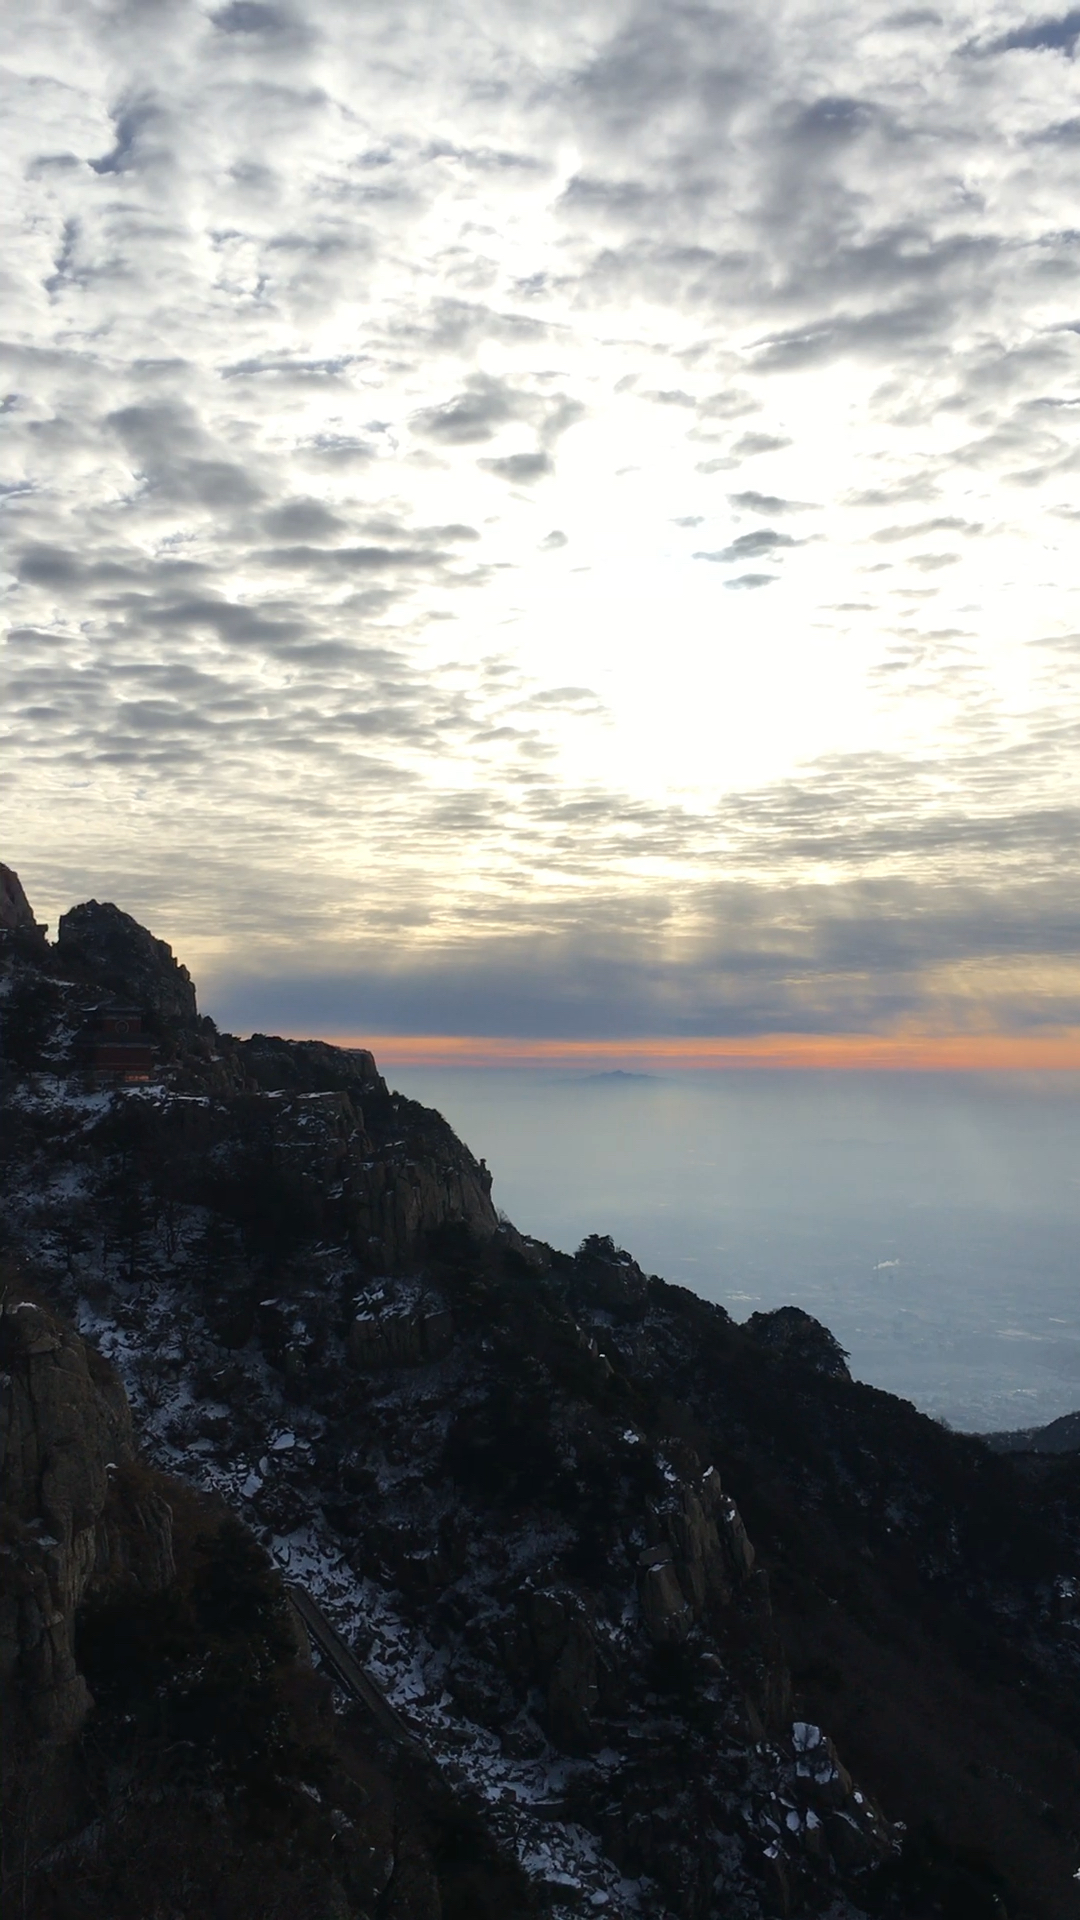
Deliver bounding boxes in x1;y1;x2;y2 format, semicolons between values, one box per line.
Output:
3;870;1080;1920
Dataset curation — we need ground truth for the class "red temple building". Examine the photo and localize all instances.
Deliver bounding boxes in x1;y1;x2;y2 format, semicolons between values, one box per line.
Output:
78;1006;156;1084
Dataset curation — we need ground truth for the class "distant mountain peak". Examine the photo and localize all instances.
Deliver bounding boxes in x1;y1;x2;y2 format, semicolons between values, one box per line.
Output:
580;1067;659;1082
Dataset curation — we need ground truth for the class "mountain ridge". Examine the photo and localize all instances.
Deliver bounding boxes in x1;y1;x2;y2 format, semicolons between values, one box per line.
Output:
3;871;1080;1919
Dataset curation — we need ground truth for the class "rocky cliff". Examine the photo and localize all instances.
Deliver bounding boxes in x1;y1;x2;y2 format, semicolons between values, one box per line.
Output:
1;861;41;935
56;899;198;1026
0;1272;540;1920
0;1287;137;1757
0;882;498;1276
3;868;1080;1920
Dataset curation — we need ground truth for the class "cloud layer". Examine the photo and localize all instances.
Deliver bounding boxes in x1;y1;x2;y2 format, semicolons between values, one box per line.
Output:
3;0;1080;1039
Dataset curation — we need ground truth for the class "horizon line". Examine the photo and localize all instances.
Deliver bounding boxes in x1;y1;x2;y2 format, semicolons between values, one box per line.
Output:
291;1031;1080;1072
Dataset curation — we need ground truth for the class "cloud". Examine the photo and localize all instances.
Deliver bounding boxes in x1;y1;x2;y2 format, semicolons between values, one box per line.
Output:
789;96;877;149
728;491;812;515
4;0;1080;1046
88;94;162;176
479;451;553;483
16;545;83;587
106;402;265;507
870;517;980;543
730;433;791;457
204;858;1080;1042
412;375;524;446
1027;114;1080;142
262;497;345;540
984;9;1080;55
211;2;313;39
694;530;800;562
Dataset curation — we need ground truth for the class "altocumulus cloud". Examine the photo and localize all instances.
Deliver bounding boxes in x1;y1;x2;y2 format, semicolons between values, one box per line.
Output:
2;0;1080;1042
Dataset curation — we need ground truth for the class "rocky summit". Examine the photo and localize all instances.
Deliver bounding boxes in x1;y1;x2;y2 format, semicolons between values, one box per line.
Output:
3;871;1080;1920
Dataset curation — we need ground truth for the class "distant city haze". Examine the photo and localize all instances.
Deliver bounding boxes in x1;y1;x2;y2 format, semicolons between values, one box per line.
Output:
383;1065;1080;1435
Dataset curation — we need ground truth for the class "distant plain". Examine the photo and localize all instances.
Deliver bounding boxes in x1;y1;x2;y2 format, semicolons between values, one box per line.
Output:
388;1067;1080;1434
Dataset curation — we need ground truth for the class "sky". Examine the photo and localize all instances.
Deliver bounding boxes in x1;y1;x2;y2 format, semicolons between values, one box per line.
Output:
4;0;1080;1058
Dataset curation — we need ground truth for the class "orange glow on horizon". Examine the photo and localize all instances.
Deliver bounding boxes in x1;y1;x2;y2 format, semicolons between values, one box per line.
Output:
298;1030;1080;1072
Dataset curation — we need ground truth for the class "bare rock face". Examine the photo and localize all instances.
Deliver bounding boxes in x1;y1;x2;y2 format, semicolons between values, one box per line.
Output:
526;1588;600;1750
57;898;198;1025
350;1292;455;1368
638;1548;693;1642
93;1468;177;1594
0;1291;136;1753
239;1034;386;1099
636;1463;758;1643
348;1131;498;1269
203;1080;498;1286
0;1291;527;1920
0;862;40;934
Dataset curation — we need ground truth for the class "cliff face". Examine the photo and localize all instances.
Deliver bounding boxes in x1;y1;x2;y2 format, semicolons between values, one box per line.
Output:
0;883;498;1276
0;1277;540;1920
0;1289;136;1754
4;868;1080;1920
1;862;41;934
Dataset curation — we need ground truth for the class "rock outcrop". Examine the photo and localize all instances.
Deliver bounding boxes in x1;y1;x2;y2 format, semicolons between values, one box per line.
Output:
0;1278;539;1920
743;1305;851;1379
0;862;41;935
57;898;198;1025
350;1285;455;1367
1;889;498;1272
0;1289;135;1755
238;1032;386;1098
